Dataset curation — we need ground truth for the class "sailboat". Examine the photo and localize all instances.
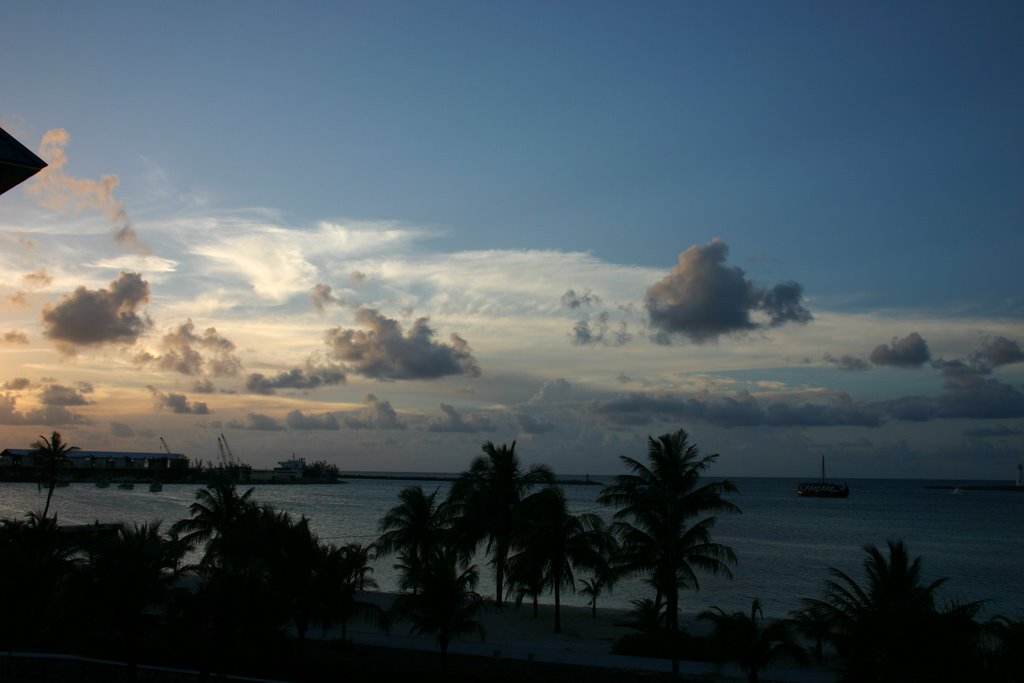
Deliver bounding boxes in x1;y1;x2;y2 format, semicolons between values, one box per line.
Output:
797;456;849;498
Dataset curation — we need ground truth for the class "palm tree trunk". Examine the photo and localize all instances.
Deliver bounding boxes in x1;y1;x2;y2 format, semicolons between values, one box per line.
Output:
554;578;562;633
43;480;56;518
495;555;505;607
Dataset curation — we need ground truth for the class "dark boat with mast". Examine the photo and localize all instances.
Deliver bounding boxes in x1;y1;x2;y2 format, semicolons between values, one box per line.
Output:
797;456;849;498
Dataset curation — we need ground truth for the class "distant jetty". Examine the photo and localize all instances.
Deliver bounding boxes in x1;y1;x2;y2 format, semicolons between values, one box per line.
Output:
340;472;601;486
925;484;1024;492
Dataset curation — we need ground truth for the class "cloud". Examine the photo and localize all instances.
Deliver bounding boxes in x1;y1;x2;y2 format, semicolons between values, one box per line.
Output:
528;378;572;404
3;377;32;390
823;353;870;371
110;421;135;437
571;311;631;346
2;331;29;344
136;318;242;376
286;409;340;430
516;412;556;434
561;288;601;309
311;283;345;312
147;385;210;415
7;292;28;306
644;239;812;343
39;383;93;406
27;128;150;253
245;363;346;395
345;393;406;430
963;424;1024;438
41;272;151;354
191;379;217;394
427;403;497;433
972;336;1024;371
227;412;285;431
935;362;1024;419
324;307;481;380
22;268;52;288
0;393;88;425
591;390;882;428
869;332;931;367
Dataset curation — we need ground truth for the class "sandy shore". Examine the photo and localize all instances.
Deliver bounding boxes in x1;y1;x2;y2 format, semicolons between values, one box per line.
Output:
332;592;835;682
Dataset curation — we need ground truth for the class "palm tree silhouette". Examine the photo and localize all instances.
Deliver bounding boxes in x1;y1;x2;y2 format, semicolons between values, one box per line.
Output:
805;539;978;681
390;547;486;672
699;598;806;683
170;480;256;558
30;431;79;519
507;486;606;632
450;440;553;607
598;428;739;675
316;542;388;642
376;485;453;595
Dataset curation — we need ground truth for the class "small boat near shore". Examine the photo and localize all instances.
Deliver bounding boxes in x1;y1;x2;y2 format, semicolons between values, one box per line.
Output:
797;456;849;498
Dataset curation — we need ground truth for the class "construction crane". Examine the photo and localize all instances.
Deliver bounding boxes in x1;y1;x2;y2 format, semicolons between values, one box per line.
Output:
219;433;239;467
159;437;172;455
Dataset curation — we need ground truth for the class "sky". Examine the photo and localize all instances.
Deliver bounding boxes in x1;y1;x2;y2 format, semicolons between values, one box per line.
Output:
1;2;1022;479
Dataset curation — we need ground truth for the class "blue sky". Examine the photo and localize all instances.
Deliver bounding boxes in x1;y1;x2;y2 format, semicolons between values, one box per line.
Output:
1;2;1022;478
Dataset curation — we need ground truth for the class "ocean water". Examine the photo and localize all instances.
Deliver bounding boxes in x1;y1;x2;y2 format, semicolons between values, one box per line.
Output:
2;476;1022;620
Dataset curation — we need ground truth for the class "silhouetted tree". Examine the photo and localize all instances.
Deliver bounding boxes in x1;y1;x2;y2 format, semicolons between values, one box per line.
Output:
599;429;739;675
390;548;486;672
450;440;554;607
507;486;606;632
376;485;453;594
30;431;79;519
699;598;806;683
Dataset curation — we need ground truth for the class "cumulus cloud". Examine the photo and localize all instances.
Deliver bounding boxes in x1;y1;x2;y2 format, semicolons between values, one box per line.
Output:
42;272;151;354
39;383;93;406
27;128;150;253
311;283;345;312
136;318;242;377
147;385;210;415
3;377;32;390
286;409;340;430
2;331;29;344
191;379;217;394
935;361;1024;419
869;332;931;367
592;390;882;428
227;412;285;431
0;393;89;425
644;239;812;343
528;378;572;404
245;362;346;395
324;307;481;380
516;412;556;434
823;353;870;371
345;393;406;430
561;288;601;309
427;403;496;433
971;336;1024;372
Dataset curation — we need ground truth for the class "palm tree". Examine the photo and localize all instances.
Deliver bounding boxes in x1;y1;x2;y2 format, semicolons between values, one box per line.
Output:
598;429;740;674
449;440;554;607
805;539;978;681
984;615;1024;681
316;542;388;641
390;548;486;672
506;486;606;632
788;601;831;665
82;522;190;676
30;431;79;519
376;485;453;594
170;480;256;559
699;598;806;683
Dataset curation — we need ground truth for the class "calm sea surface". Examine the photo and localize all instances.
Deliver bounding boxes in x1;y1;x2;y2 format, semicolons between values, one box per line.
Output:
3;476;1022;619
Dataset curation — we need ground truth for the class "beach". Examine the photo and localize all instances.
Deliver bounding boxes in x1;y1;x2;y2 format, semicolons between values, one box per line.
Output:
337;592;836;683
